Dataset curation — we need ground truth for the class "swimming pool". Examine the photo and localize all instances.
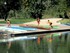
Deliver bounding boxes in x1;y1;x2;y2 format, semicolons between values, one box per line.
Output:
10;26;37;31
0;31;70;53
0;26;38;33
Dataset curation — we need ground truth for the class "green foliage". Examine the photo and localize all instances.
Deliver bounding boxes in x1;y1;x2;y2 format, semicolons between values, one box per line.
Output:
20;0;47;19
60;19;70;24
9;18;35;24
0;0;70;19
43;0;70;18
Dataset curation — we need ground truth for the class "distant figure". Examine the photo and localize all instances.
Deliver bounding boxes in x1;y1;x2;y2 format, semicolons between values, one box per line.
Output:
6;20;11;27
64;11;69;19
59;14;63;18
48;20;53;28
37;17;40;26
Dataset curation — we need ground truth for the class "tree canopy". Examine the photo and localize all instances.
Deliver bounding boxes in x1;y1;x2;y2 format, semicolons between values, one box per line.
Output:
0;0;22;20
0;0;70;20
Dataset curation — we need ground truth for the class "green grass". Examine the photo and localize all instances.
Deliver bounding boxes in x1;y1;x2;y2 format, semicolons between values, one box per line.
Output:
0;17;70;24
60;19;70;24
10;18;35;24
0;17;35;24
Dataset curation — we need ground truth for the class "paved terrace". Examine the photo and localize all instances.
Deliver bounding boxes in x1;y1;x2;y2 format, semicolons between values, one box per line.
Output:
0;18;70;36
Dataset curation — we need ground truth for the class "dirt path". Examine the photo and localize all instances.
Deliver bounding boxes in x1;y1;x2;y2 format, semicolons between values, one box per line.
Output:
23;18;62;26
0;19;4;21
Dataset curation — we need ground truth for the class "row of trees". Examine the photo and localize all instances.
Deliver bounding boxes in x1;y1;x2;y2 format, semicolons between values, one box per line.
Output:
0;0;21;20
0;0;70;20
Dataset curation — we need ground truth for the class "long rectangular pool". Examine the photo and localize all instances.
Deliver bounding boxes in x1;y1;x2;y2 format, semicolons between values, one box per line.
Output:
0;26;39;33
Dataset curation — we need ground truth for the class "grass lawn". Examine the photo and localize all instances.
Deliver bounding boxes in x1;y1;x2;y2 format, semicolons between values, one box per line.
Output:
0;18;35;24
60;19;70;24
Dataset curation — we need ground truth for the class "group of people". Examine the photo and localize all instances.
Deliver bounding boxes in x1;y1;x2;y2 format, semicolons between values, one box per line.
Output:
37;18;53;28
6;18;53;28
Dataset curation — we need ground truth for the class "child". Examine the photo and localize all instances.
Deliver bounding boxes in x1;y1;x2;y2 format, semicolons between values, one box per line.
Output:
6;20;11;27
37;17;40;26
48;20;53;28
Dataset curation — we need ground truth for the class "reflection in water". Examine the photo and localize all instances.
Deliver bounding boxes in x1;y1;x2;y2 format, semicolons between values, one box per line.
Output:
59;34;62;41
0;32;70;53
64;33;68;42
37;36;41;44
47;33;53;53
37;35;44;45
47;33;53;43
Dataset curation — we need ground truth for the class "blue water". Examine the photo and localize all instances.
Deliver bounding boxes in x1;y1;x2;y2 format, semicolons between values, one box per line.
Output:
65;23;70;26
62;23;70;26
10;26;37;31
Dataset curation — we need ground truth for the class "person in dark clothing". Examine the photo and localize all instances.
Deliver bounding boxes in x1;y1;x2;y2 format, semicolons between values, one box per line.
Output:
48;20;53;28
59;14;63;18
64;11;69;19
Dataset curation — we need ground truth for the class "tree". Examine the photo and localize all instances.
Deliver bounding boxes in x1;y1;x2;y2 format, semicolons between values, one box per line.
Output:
67;0;70;8
6;0;22;19
0;0;70;20
21;0;46;19
0;0;22;20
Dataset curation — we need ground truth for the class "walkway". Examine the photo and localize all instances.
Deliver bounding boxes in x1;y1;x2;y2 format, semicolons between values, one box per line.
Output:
23;18;62;26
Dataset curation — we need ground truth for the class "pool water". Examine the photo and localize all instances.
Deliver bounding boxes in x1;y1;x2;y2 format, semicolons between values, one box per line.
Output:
10;26;37;31
0;31;70;53
0;26;37;32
